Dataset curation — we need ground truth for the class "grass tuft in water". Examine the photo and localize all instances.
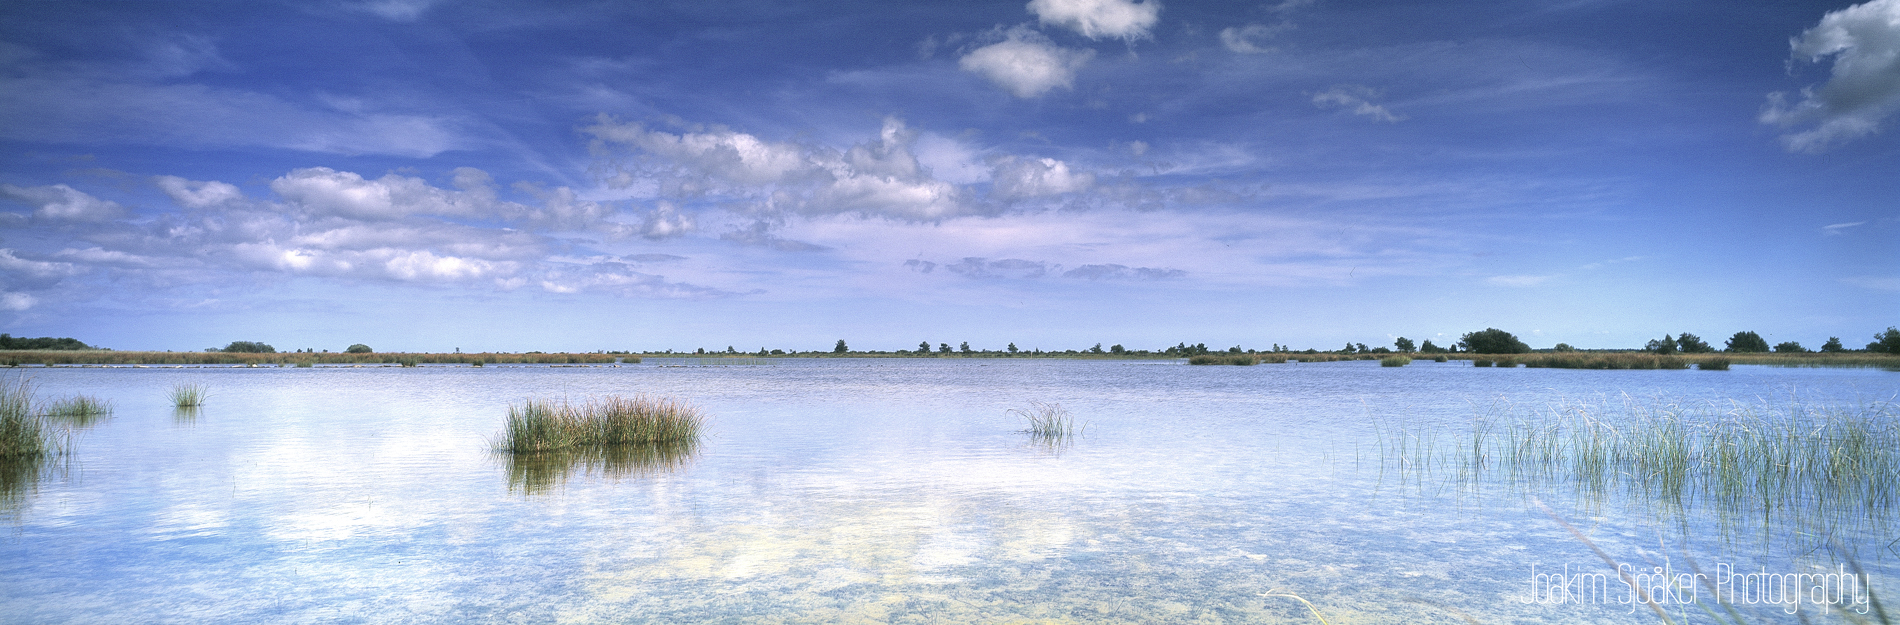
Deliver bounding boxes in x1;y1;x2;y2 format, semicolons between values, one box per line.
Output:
168;383;207;407
1380;356;1412;367
1010;401;1081;440
0;378;65;459
1697;357;1731;371
495;395;705;453
42;395;111;419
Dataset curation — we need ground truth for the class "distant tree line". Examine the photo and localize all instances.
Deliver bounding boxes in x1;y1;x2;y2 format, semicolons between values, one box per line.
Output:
0;334;92;350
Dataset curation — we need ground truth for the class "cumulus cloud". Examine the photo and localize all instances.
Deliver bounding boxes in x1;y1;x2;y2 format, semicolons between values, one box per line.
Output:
1027;0;1162;41
990;156;1095;200
270;167;529;221
1061;264;1184;280
639;202;695;239
0;249;77;287
1760;0;1900;152
959;27;1095;98
1312;85;1407;122
155;176;246;209
1219;23;1291;54
585;116;979;221
0;183;127;221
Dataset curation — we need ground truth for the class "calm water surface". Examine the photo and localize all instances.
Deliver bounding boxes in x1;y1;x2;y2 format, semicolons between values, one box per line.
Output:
2;359;1896;623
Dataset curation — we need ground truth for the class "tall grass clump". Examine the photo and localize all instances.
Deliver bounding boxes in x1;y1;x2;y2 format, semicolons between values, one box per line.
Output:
495;395;705;493
1384;395;1900;556
1697;357;1730;370
0;379;63;459
1380;356;1412;367
1010;401;1081;439
495;395;705;453
168;383;207;407
1432;355;1448;362
1188;354;1257;365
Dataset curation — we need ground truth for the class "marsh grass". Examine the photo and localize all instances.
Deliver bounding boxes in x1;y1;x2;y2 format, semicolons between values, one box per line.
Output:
1697;357;1731;371
1472;359;1495;367
1380;356;1412;367
1011;401;1081;440
168;383;207;407
1188;354;1257;365
495;395;705;454
0;377;72;516
41;394;112;427
1380;395;1900;556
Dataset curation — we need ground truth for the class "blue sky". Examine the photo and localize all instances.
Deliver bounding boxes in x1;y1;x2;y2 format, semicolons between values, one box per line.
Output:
1;0;1895;353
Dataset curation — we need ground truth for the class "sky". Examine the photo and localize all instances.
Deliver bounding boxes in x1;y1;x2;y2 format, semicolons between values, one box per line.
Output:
0;0;1895;354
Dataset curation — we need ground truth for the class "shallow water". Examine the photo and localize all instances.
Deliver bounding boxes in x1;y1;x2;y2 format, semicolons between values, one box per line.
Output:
2;360;1896;623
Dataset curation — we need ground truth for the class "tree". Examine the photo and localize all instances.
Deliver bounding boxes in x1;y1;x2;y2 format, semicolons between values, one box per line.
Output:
1724;331;1769;353
1110;344;1125;354
938;343;951;353
1676;333;1713;353
1394;337;1415;353
1419;339;1445;353
223;341;275;353
345;344;372;354
1871;327;1900;354
1553;343;1575;352
1821;337;1845;353
1090;343;1104;354
0;334;92;350
833;340;848;354
1645;335;1677;355
1773;341;1805;353
919;341;930;353
1007;343;1018;353
960;341;972;354
1341;342;1357;354
1458;328;1530;354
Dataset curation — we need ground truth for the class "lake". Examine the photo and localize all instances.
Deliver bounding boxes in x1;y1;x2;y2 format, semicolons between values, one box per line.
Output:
2;359;1895;623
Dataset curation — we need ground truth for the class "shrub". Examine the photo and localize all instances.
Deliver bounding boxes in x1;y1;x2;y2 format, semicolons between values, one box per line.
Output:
1459;328;1530;354
345;344;373;354
1871;327;1900;354
1773;341;1805;353
1433;355;1448;362
1725;331;1769;353
1380;356;1411;367
221;341;275;353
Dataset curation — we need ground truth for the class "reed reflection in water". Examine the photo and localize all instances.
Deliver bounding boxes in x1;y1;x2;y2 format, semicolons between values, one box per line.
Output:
504;439;701;495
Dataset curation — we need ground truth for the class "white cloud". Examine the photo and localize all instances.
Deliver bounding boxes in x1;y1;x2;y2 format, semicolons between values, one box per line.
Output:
1312;85;1407;122
1822;220;1867;234
355;0;439;21
585;116;982;221
0;183;126;221
1027;0;1162;41
959;28;1095;98
640;202;695;239
1760;0;1900;152
155;176;246;209
1062;264;1184;280
271;167;529;221
0;292;34;311
944;257;1051;279
1487;275;1553;287
990;156;1095;200
0;249;77;283
1219;23;1291;54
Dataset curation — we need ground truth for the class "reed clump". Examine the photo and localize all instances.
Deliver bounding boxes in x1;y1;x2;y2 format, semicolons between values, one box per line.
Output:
1381;395;1900;555
1696;357;1730;370
495;395;705;454
1188;354;1257;365
1011;401;1081;439
1380;356;1412;367
0;379;67;459
41;394;112;427
168;383;207;407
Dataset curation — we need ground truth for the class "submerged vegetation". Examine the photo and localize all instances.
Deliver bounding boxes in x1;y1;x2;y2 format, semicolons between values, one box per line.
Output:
168;383;207;408
1377;395;1900;555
